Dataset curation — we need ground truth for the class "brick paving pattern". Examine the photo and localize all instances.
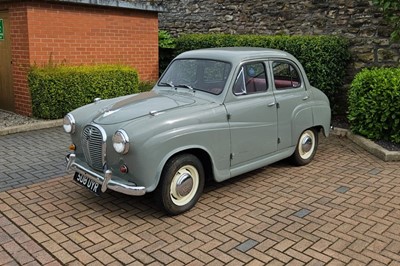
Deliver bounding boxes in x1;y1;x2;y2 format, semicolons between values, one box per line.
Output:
0;127;69;192
1;134;400;265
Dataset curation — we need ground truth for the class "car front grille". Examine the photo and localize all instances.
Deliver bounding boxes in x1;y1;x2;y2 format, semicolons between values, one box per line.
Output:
81;124;106;171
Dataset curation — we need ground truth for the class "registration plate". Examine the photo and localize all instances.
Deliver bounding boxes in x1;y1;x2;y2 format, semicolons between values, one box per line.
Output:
73;172;102;195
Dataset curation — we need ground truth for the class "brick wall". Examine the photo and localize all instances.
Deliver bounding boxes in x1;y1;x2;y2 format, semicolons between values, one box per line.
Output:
0;2;31;116
26;2;159;80
1;1;159;116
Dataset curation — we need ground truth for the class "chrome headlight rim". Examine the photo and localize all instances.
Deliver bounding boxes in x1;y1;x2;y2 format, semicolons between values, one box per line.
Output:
63;113;76;134
112;129;130;154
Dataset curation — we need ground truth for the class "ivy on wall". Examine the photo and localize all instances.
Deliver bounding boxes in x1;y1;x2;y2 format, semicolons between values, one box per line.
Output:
373;0;400;41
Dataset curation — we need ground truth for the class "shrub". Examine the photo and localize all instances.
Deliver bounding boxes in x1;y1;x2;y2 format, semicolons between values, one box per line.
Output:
348;68;400;144
138;80;156;92
174;33;351;113
29;65;139;119
159;30;176;49
159;30;176;76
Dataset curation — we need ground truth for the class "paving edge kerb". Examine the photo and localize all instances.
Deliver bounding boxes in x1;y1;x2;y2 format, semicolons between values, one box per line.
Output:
0;119;63;136
332;127;400;162
0;120;398;162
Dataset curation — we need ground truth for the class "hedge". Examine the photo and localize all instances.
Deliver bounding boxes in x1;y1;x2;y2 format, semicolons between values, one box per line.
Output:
29;65;139;119
159;30;176;76
348;68;400;144
174;33;351;113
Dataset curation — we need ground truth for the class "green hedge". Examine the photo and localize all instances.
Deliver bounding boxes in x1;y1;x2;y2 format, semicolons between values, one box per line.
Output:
175;33;351;112
29;65;139;119
159;30;176;76
348;68;400;144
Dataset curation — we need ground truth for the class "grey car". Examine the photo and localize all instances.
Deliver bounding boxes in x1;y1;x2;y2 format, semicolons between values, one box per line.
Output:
64;47;331;215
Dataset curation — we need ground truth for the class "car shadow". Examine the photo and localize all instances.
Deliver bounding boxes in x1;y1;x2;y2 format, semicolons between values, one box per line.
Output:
70;159;294;218
204;159;292;194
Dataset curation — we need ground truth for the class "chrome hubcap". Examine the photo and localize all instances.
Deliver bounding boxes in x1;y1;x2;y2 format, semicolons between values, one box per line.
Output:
176;173;193;198
170;165;199;206
299;130;315;160
301;136;312;153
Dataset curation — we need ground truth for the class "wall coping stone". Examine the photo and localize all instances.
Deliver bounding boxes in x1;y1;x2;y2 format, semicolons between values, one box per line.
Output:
0;0;165;12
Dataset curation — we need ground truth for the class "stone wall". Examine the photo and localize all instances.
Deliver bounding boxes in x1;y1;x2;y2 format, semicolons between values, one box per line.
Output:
137;0;399;76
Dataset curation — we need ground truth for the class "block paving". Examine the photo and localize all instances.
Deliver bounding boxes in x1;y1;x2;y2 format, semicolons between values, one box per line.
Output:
0;127;69;192
1;131;400;265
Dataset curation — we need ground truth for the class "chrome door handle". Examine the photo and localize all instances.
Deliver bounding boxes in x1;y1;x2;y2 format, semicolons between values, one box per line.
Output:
303;96;309;100
267;102;276;107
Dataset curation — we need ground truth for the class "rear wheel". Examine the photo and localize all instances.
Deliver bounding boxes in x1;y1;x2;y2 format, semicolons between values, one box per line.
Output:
156;154;205;215
291;128;318;166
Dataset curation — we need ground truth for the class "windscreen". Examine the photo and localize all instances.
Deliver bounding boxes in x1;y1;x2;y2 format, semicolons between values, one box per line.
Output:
159;59;232;95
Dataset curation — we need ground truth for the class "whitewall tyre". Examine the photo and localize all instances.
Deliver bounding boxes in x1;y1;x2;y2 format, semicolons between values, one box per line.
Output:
291;128;318;166
156;154;205;215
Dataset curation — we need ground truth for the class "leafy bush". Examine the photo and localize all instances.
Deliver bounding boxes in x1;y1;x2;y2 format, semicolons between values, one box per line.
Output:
159;30;176;76
159;30;176;49
348;68;400;144
29;65;139;119
174;34;351;113
138;80;156;92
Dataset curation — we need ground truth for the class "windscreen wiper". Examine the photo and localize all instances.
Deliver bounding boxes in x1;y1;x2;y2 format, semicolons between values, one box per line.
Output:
176;84;196;91
159;81;175;88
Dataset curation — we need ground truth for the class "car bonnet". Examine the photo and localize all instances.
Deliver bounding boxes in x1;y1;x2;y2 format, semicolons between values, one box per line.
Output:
93;91;195;125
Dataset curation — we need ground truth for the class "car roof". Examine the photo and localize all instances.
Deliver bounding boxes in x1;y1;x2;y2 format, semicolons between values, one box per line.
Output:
175;47;296;63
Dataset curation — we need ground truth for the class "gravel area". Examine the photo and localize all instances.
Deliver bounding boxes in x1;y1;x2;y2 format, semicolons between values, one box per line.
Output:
332;115;400;151
0;110;43;129
375;139;400;152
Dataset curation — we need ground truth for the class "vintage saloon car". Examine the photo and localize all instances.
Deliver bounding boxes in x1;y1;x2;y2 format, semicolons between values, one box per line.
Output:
64;48;331;215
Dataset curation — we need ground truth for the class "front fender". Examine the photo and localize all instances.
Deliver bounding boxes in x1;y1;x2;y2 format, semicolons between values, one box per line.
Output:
140;124;231;192
121;104;231;192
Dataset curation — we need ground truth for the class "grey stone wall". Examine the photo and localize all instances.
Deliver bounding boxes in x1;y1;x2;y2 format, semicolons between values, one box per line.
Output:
137;0;399;75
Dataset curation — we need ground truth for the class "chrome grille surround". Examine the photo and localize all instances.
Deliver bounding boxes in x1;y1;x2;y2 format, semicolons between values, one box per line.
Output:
81;124;107;171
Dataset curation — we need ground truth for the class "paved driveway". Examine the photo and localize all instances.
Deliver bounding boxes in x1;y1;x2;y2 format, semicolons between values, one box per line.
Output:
1;130;399;265
0;127;69;192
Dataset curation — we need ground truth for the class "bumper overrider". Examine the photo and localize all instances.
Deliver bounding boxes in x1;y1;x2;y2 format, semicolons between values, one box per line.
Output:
65;153;146;196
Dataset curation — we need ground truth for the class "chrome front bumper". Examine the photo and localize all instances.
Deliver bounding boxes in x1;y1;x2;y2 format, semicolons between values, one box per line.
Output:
66;153;146;196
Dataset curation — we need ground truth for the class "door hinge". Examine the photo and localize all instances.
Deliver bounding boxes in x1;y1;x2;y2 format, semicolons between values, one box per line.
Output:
276;102;280;108
230;153;234;160
227;113;231;120
278;138;281;144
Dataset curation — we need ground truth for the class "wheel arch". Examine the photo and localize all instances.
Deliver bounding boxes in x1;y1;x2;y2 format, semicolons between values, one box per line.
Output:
313;125;325;136
154;147;215;191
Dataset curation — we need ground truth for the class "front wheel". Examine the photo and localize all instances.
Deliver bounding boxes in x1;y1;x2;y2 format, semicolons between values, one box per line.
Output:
156;154;205;215
291;128;318;166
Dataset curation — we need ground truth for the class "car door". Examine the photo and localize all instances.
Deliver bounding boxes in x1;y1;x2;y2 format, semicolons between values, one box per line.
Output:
269;60;313;149
224;61;278;167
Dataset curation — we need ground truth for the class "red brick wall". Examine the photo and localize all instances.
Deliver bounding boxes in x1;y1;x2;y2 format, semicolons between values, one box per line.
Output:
0;2;31;116
1;1;159;116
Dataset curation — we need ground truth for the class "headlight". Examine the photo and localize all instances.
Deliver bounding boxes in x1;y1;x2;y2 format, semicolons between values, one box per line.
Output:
112;129;130;154
63;114;75;134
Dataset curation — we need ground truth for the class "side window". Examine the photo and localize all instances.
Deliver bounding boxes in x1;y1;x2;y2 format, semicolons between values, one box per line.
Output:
233;62;268;95
272;61;301;89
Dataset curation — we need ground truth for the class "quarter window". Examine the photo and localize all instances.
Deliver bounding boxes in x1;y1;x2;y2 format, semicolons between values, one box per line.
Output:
272;61;301;89
233;62;268;95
